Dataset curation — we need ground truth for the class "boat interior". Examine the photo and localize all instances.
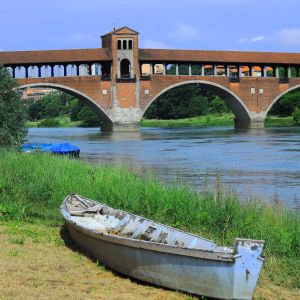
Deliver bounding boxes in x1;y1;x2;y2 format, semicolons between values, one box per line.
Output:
63;194;233;253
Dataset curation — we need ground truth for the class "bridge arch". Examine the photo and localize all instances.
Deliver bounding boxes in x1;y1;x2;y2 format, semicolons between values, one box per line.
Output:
265;84;300;117
141;80;252;127
18;82;113;124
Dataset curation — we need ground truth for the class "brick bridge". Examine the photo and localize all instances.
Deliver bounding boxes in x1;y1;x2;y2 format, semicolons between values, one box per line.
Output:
1;26;300;131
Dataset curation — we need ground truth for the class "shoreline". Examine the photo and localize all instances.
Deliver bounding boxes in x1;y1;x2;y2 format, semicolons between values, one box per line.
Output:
26;114;297;129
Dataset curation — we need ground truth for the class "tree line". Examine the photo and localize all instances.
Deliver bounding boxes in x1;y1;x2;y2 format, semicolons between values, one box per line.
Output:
25;91;100;127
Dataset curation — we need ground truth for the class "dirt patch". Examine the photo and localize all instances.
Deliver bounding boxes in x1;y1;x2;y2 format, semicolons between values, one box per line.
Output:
0;222;298;300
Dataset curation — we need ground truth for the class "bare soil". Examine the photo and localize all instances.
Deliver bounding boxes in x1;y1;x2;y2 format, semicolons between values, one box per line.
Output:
0;223;299;300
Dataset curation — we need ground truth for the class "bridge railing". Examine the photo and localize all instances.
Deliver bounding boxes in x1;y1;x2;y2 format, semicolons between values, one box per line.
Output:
101;74;111;81
279;77;289;84
116;74;137;83
229;75;240;83
140;74;151;81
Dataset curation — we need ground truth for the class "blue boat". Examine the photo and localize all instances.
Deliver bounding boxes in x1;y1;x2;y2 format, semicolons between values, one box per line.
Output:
21;143;80;157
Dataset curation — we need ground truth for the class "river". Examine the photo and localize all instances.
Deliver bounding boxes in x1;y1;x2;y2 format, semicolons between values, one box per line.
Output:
26;126;300;210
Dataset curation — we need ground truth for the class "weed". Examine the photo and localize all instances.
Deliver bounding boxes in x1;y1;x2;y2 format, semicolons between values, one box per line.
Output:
9;237;25;245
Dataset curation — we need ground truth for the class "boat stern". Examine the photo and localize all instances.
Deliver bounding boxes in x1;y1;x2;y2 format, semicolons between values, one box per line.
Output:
232;238;265;300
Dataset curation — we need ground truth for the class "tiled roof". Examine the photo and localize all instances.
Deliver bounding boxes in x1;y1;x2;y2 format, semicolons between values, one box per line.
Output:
0;48;111;65
101;26;139;37
139;49;300;65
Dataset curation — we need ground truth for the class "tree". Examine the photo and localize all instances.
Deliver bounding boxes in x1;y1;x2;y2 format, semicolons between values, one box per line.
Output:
0;66;27;147
77;107;100;127
269;89;300;116
293;107;300;125
144;84;229;120
42;91;62;118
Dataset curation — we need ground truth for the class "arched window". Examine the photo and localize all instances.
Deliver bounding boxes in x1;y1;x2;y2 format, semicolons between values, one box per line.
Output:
120;59;130;78
128;40;133;50
123;40;127;50
117;40;122;50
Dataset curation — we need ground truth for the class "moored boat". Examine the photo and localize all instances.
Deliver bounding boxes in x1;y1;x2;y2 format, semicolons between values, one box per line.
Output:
21;142;80;157
61;194;265;300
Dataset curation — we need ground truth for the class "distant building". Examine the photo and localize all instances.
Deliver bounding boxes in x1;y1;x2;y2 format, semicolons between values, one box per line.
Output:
20;87;54;101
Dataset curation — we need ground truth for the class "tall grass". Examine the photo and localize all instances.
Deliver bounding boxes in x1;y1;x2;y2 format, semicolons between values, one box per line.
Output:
0;150;299;288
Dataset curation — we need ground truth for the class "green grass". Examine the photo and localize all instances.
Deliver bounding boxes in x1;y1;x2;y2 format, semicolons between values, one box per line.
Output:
26;116;81;128
142;114;298;128
265;116;295;127
0;150;299;289
26;114;298;129
141;113;234;128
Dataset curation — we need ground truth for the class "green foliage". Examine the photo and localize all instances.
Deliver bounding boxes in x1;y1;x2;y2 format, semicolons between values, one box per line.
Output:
0;151;299;288
269;89;300;117
141;113;234;128
0;66;27;147
43;92;61;117
37;118;60;128
144;84;229;119
293;107;300;125
26;91;101;127
78;107;100;127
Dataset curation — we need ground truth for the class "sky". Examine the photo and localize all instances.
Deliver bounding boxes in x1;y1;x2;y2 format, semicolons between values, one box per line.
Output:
1;0;300;53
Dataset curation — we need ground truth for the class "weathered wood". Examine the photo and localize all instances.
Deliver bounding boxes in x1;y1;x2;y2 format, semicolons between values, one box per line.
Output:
61;194;265;300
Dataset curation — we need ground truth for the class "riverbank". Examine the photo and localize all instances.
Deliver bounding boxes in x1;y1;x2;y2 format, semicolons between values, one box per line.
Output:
0;151;299;298
141;114;234;127
142;114;296;128
26;116;81;128
27;114;297;129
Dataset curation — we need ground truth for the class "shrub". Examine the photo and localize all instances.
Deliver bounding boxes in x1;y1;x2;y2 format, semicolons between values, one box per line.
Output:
37;118;60;128
293;107;300;125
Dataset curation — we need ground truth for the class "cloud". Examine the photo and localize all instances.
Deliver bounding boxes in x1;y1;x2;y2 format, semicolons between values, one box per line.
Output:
238;35;266;44
139;39;169;49
169;23;201;41
237;28;300;50
275;28;300;47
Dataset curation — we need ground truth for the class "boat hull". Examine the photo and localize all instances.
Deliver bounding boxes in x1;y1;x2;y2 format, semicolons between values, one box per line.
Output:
65;222;263;300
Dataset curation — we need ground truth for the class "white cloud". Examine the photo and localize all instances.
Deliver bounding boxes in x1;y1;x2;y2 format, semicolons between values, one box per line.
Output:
169;23;201;41
275;28;300;47
238;35;266;44
139;39;169;49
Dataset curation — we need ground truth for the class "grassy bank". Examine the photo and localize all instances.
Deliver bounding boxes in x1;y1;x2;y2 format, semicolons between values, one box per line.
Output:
26;114;297;129
141;113;234;128
265;116;295;127
0;151;299;295
26;116;81;128
141;114;298;128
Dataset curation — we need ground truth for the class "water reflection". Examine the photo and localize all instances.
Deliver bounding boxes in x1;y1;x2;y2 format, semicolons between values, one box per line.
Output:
26;126;300;210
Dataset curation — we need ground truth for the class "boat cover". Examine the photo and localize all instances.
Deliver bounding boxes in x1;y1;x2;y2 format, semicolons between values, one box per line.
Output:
21;143;80;155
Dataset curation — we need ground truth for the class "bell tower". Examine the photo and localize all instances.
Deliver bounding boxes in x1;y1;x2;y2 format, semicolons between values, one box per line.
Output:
101;27;141;130
101;26;139;80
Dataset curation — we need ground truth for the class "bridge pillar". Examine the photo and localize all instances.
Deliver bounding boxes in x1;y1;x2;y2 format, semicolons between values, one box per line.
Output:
234;113;265;129
102;122;140;132
105;106;141;131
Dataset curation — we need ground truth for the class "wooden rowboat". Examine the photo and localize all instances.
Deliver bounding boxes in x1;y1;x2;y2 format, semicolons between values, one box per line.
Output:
61;194;265;300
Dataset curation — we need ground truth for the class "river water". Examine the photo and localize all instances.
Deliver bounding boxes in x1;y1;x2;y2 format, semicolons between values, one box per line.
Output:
26;126;300;210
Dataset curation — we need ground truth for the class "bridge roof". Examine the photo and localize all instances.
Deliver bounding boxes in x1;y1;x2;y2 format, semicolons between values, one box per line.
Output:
139;49;300;65
0;48;112;66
